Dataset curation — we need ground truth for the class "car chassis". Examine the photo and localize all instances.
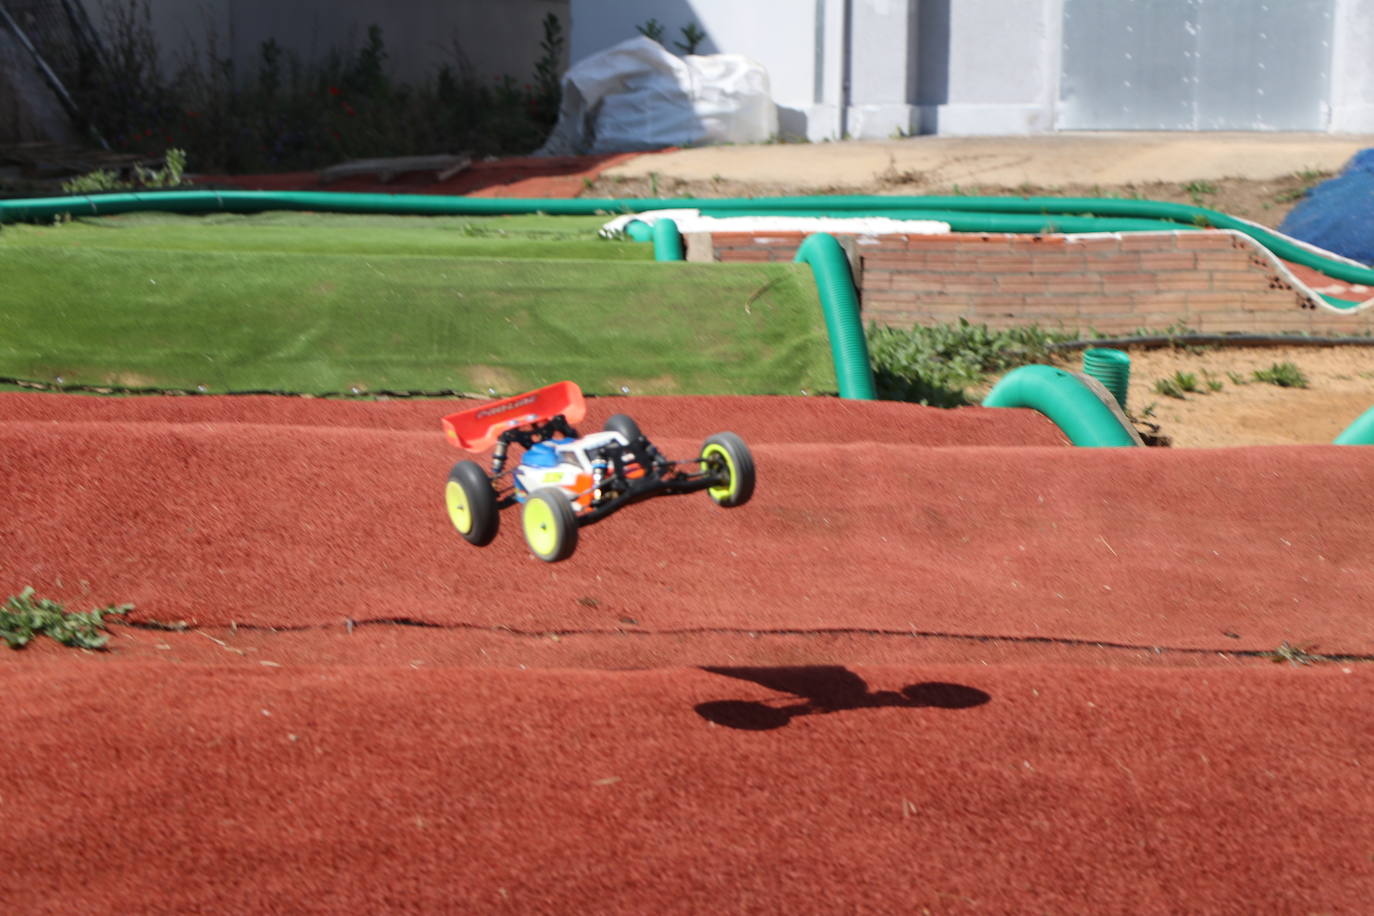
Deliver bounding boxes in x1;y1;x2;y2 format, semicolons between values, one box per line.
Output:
441;381;754;561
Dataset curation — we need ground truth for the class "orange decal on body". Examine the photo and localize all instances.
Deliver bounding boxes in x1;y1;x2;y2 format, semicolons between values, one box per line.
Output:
573;474;595;510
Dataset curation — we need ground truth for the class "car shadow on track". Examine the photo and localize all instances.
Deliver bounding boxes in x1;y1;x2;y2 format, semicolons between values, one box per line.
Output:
694;666;991;731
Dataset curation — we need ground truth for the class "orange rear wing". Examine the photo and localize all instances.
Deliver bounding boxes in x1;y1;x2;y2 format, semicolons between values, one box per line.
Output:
441;380;586;452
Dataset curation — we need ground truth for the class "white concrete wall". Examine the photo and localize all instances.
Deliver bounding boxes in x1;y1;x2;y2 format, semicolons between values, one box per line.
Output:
918;0;1060;135
1330;0;1374;132
569;0;1374;139
83;0;568;86
913;0;1374;134
846;0;921;138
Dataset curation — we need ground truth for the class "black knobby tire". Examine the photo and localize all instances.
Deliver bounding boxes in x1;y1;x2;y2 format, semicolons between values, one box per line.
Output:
604;413;644;445
699;432;756;507
445;460;499;546
523;487;579;562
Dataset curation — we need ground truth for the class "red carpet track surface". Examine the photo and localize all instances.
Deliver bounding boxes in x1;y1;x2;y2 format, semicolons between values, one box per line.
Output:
6;392;1373;913
1;393;1370;655
78;625;1310;671
193;151;649;198
0;392;1068;445
2;661;1370;914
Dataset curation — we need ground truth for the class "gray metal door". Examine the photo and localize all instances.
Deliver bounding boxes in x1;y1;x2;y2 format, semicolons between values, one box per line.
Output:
1059;0;1335;130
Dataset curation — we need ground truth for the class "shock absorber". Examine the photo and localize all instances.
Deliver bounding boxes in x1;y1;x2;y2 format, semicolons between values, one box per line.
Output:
591;457;607;502
491;439;509;475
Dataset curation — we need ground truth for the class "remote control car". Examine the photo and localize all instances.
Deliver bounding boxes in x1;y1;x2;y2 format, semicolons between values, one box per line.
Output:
441;381;755;562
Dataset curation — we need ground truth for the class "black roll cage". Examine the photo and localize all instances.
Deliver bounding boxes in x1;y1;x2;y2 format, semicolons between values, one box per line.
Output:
489;414;728;527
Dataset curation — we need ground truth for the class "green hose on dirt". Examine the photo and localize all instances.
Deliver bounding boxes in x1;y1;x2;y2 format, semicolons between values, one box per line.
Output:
1334;405;1374;445
794;234;875;401
7;191;1369;293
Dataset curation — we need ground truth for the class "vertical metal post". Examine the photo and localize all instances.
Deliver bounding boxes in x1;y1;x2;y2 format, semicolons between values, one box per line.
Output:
0;1;108;148
839;0;853;139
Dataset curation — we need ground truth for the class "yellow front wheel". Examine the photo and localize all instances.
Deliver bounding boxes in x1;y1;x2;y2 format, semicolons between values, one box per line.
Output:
446;460;499;546
523;488;579;562
699;432;755;507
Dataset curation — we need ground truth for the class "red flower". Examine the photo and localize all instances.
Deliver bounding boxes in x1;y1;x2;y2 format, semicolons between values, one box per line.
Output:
343;103;355;116
328;86;341;96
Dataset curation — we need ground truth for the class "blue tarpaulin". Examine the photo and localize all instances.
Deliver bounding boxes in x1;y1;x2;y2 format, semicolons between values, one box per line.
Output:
1278;149;1374;265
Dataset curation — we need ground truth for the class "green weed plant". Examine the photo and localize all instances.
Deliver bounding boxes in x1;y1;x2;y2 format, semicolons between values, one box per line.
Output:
1;588;131;650
1154;371;1201;399
62;147;187;194
1252;362;1309;388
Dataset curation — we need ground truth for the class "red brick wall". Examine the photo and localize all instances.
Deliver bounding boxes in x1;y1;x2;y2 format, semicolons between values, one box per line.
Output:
698;230;1374;335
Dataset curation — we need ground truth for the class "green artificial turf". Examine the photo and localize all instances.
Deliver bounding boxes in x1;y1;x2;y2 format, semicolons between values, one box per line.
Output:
0;244;835;396
1;212;651;261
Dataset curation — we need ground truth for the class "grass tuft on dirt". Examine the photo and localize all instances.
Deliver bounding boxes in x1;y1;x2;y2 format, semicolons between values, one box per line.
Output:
1252;361;1310;388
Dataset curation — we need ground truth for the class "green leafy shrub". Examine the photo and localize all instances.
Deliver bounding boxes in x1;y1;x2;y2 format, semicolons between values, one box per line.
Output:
62;148;187;194
1252;362;1310;388
1;588;132;650
72;1;566;173
867;319;1071;406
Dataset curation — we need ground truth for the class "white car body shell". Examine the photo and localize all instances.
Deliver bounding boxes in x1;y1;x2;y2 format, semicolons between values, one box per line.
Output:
514;431;630;506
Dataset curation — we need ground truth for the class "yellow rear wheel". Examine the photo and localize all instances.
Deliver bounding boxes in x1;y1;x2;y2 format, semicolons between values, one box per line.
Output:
446;460;499;546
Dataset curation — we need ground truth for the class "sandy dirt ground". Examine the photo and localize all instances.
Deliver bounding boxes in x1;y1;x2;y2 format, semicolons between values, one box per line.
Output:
986;344;1374;448
591;132;1374;230
1091;345;1374;448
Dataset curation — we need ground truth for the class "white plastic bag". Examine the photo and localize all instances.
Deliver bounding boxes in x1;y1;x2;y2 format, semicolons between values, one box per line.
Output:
536;36;777;155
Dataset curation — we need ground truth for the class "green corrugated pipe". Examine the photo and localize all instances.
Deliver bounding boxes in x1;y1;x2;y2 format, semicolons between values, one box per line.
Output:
5;190;1370;297
1333;405;1374;444
652;218;684;261
624;219;654;242
1081;348;1131;411
982;365;1139;447
794;233;875;401
644;222;872;398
